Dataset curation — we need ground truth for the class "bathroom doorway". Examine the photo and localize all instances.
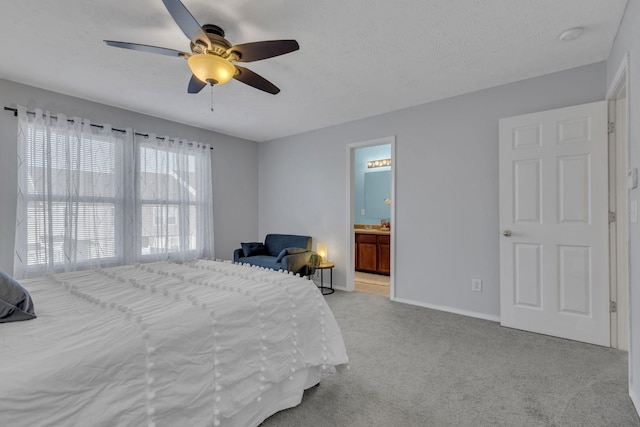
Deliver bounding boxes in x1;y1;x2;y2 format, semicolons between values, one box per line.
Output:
346;136;395;299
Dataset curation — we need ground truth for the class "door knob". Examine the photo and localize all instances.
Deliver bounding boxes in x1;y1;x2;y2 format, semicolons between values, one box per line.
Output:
503;230;512;237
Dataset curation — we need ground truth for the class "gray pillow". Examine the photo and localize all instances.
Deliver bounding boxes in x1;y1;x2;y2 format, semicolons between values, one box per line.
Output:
276;247;307;263
0;269;36;323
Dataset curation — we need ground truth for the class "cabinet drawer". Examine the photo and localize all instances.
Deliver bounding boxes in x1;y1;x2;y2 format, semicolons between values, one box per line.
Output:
357;233;377;244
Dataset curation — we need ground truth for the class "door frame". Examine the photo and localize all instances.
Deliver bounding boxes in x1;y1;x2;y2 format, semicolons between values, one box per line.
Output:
606;52;631;352
346;136;396;298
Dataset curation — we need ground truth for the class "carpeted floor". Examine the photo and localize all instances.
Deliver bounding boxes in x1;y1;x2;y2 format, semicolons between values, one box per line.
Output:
261;291;640;427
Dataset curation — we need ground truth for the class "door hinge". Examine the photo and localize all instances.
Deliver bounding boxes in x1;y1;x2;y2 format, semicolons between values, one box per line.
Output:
609;211;616;223
608;121;615;134
610;301;618;313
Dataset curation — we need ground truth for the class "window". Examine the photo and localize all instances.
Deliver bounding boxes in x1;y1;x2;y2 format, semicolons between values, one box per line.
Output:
153;206;177;226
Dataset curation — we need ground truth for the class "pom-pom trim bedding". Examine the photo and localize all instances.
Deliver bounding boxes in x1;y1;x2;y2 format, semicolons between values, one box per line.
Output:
0;259;348;426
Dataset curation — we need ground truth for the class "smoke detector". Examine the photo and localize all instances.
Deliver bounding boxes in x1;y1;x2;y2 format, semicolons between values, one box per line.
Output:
558;27;584;42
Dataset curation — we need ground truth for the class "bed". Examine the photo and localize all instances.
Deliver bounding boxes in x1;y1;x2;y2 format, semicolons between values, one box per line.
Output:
0;259;348;426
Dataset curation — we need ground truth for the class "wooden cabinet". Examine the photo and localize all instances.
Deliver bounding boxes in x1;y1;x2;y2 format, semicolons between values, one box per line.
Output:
377;235;390;275
356;233;377;272
355;232;390;276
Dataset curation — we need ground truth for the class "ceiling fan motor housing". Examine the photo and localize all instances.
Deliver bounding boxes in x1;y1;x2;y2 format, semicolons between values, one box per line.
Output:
203;24;225;37
191;24;234;58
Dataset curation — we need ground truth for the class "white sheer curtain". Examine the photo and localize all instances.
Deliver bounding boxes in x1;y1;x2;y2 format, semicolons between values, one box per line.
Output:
136;133;214;262
14;105;214;278
14;106;129;278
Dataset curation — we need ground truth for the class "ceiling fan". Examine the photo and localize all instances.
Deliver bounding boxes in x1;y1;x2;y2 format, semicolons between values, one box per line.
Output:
104;0;299;95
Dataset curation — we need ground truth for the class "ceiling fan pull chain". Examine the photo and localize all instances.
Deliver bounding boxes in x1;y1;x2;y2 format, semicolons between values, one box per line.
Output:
210;85;215;112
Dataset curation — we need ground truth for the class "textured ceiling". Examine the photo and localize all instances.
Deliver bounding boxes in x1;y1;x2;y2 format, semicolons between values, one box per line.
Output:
0;0;628;142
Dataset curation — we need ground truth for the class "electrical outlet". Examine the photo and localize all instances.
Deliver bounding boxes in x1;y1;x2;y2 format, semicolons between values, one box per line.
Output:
472;278;482;292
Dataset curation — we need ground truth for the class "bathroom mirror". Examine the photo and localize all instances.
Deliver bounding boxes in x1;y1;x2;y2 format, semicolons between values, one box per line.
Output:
364;170;391;219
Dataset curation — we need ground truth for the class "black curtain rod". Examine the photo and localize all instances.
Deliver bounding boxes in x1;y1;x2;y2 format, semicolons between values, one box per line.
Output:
3;106;213;150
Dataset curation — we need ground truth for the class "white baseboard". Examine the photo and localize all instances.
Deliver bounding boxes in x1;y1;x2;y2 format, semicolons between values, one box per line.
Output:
392;297;500;323
329;287;500;323
630;386;640;418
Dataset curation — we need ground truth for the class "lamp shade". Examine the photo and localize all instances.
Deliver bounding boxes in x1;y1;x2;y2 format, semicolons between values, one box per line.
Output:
317;242;328;263
187;54;236;85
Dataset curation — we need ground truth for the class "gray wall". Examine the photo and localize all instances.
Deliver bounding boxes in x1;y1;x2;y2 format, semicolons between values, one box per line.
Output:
607;0;640;410
259;62;606;319
0;78;259;272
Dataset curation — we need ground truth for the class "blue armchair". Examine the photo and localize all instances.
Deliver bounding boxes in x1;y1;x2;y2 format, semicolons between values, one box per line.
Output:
233;234;320;276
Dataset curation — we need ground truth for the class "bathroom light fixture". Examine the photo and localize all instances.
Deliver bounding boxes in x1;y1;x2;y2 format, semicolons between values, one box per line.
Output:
367;158;391;168
558;27;584;42
316;242;328;263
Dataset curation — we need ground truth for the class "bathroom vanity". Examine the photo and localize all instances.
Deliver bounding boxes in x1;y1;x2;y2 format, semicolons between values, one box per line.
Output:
355;228;390;276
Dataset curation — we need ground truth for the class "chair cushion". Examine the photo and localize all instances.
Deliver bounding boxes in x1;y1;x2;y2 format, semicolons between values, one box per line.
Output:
241;242;267;257
0;269;36;323
237;255;283;271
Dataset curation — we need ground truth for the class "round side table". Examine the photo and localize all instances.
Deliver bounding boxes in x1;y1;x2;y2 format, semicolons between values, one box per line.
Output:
316;262;335;295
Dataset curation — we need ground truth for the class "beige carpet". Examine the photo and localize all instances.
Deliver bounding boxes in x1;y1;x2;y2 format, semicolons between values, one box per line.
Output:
354;272;389;296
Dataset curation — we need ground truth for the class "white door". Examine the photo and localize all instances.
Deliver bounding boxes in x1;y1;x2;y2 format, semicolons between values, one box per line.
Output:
499;101;610;346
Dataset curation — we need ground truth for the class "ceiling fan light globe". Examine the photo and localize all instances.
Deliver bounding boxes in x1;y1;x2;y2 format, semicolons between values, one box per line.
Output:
188;54;236;85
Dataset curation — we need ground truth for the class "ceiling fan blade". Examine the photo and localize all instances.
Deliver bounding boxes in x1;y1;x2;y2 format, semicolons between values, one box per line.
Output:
104;40;187;57
230;40;299;63
233;66;280;94
161;0;210;47
188;75;207;94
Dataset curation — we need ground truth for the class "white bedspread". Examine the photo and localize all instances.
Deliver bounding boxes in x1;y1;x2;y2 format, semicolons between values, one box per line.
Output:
0;260;348;427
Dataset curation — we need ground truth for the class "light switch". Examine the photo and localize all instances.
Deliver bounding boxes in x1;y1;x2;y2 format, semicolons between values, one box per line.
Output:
361;209;365;215
631;200;638;224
